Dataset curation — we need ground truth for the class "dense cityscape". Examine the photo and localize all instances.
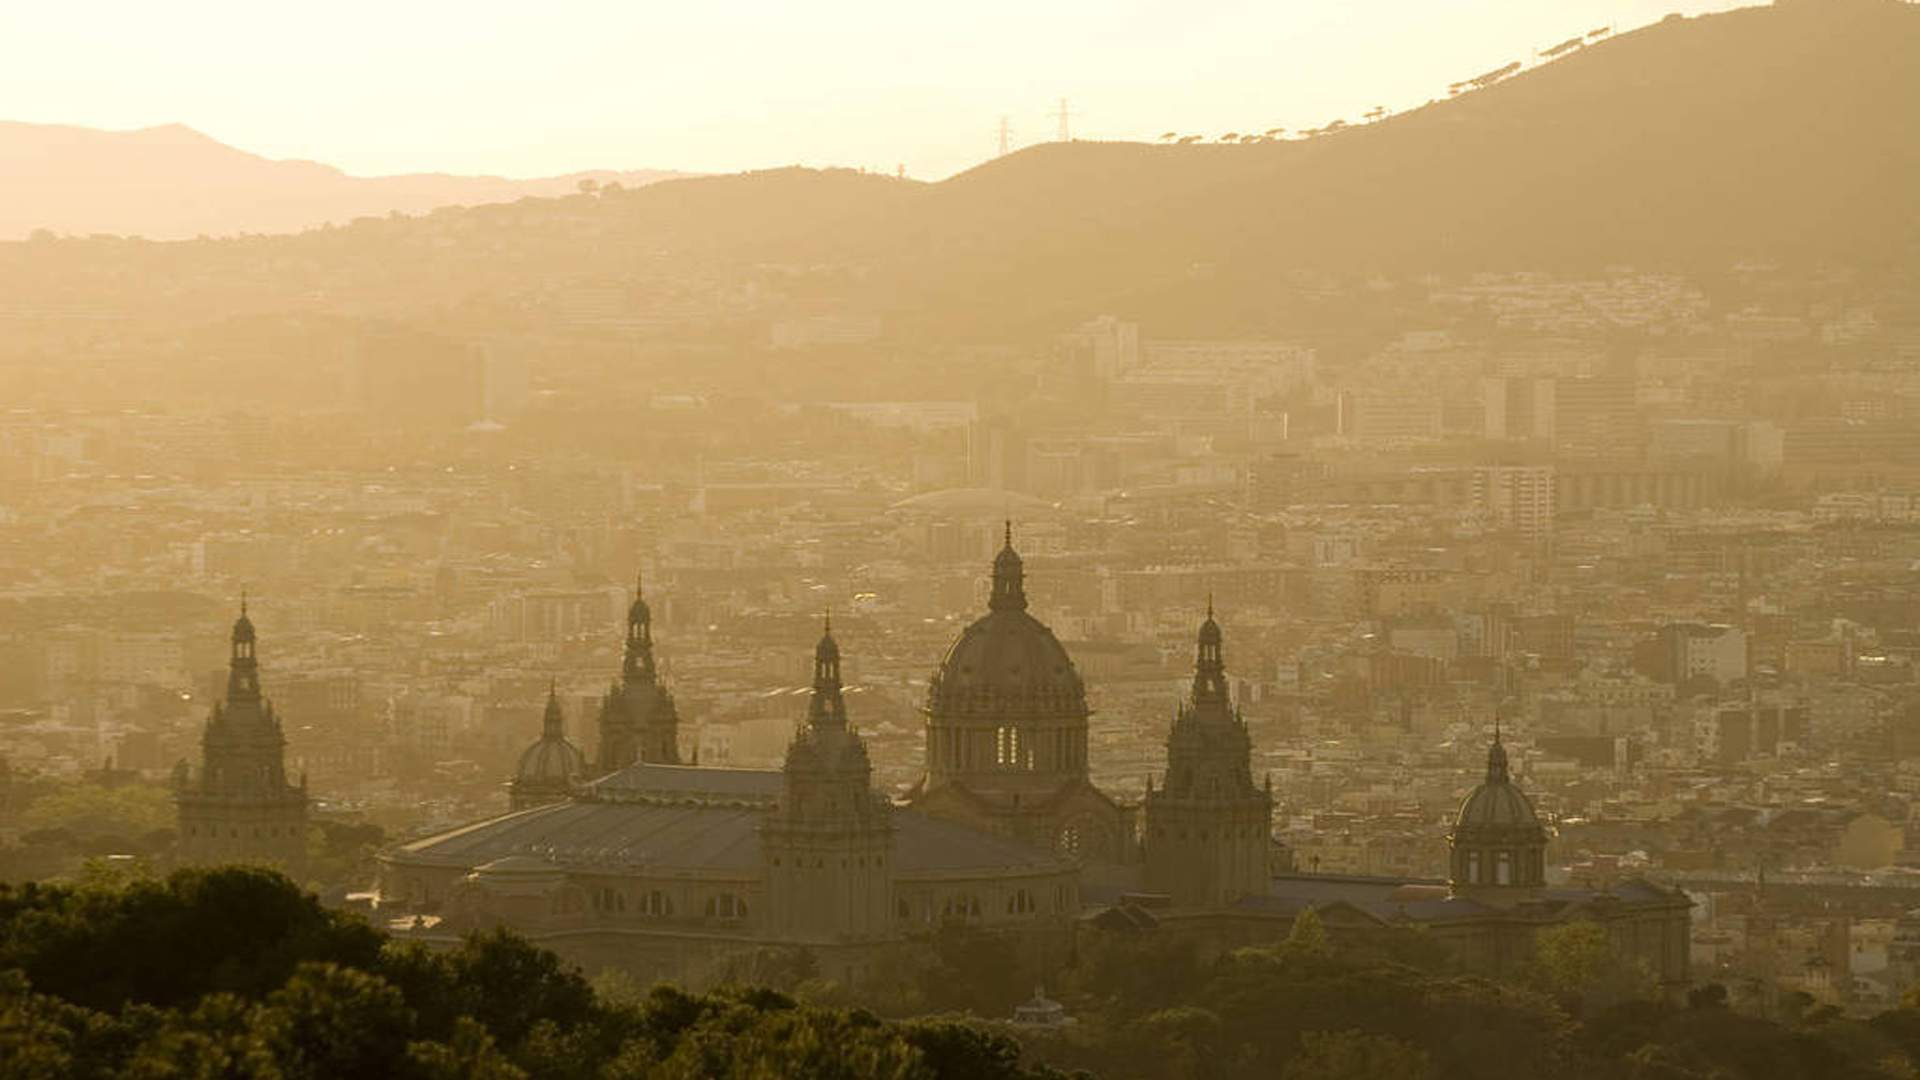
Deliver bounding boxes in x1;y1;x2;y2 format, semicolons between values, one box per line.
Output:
3;1;1919;1076
5;255;1918;1013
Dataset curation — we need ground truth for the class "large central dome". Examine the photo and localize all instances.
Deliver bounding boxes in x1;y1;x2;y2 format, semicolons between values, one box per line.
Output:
926;529;1086;719
914;526;1124;862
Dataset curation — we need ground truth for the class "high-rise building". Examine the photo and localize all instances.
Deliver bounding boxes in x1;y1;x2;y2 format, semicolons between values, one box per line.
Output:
966;413;1030;492
174;604;308;873
1656;622;1749;688
1474;465;1556;539
1483;376;1556;440
1553;374;1638;458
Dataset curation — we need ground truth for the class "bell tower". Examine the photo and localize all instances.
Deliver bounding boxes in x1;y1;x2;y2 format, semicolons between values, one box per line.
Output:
175;599;310;874
760;617;894;943
596;573;681;770
1143;603;1273;907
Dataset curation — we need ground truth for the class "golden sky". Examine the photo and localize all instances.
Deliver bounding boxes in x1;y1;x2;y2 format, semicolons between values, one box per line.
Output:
3;0;1744;180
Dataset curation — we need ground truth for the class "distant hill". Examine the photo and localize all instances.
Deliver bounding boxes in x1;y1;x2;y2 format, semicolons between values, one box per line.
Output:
885;0;1920;329
2;1;1915;337
0;121;692;240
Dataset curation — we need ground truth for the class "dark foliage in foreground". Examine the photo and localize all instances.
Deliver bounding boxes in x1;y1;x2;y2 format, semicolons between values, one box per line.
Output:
1018;927;1920;1080
0;867;1074;1080
9;866;1920;1079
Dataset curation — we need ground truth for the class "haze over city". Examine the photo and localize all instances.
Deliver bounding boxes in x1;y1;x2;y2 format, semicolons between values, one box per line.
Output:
2;2;1918;1078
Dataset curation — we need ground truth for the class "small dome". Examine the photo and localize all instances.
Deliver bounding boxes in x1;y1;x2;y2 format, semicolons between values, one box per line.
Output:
1454;734;1544;835
516;736;586;785
1456;781;1541;831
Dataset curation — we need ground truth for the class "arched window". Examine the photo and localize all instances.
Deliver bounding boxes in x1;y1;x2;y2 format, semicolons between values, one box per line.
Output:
1466;851;1481;884
1057;825;1081;857
1496;851;1513;885
639;890;672;917
896;897;912;921
941;894;982;922
1007;889;1036;915
705;894;747;919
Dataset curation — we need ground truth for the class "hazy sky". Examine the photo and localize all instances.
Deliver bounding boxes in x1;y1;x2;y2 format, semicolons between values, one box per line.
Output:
4;0;1745;180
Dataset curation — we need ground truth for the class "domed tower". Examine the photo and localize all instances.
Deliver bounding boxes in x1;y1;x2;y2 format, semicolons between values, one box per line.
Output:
175;600;309;873
596;574;680;770
511;683;587;810
915;525;1129;861
1144;605;1274;907
1449;727;1548;893
760;617;894;943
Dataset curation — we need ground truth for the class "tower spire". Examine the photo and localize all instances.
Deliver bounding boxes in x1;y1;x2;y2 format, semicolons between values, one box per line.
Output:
808;615;846;730
1485;721;1510;786
1193;601;1225;702
989;522;1027;611
228;596;260;700
623;573;656;681
543;680;565;739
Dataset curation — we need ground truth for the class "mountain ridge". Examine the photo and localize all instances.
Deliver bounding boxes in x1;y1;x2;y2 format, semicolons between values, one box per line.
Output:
2;1;1914;338
0;120;693;240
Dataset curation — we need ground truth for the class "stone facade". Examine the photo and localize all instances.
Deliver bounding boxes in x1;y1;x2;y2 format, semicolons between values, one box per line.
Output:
595;576;679;770
174;604;308;875
1143;607;1275;908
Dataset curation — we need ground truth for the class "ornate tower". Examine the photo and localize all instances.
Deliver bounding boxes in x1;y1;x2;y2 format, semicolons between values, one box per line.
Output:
760;618;894;943
1144;605;1274;907
915;525;1129;861
1449;728;1548;894
175;601;309;874
511;683;587;810
596;574;680;770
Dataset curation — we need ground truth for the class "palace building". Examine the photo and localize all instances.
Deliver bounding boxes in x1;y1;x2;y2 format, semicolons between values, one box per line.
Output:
375;532;1690;990
175;602;309;875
